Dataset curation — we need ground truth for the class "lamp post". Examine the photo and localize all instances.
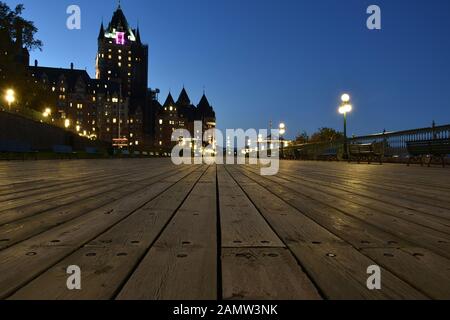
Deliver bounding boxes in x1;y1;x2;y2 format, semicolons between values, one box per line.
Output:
4;89;16;110
279;122;286;159
338;94;353;160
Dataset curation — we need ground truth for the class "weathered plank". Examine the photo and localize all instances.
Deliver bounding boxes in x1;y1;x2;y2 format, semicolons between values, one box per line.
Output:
0;166;197;299
227;166;427;299
222;248;321;300
117;166;217;300
241;165;450;259
217;165;284;248
9;166;207;300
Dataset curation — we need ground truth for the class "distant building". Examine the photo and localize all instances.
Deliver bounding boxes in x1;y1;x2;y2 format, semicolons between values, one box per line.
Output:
29;62;128;141
96;4;149;147
20;3;216;150
155;89;216;148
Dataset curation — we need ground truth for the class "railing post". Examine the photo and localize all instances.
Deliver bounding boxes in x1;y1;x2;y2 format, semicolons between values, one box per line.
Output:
432;120;436;140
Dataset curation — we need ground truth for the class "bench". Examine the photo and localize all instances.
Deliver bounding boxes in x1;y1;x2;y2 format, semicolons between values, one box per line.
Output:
318;148;338;161
348;143;383;164
52;145;77;159
407;139;450;167
0;140;38;160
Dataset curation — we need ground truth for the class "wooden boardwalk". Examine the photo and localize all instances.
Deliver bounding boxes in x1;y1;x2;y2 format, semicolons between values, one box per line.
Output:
0;159;449;300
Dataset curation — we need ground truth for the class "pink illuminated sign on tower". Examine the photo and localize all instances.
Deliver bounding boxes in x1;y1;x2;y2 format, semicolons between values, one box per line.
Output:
115;32;125;45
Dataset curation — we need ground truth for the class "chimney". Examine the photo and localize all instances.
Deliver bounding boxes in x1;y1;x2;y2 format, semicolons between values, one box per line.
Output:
34;59;38;67
70;63;74;70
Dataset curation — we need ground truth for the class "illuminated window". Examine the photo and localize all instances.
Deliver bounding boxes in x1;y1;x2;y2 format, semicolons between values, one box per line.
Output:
113;118;117;124
112;98;119;103
118;56;122;60
159;119;163;125
118;62;122;67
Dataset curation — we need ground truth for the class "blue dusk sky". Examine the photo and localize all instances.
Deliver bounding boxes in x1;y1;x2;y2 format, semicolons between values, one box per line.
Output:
4;0;450;138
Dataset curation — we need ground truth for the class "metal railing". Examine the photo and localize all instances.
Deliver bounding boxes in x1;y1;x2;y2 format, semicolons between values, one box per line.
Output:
284;123;450;160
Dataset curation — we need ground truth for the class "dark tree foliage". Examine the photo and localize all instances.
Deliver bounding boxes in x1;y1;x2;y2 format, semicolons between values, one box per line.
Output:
0;2;55;111
310;127;344;143
0;2;43;50
294;130;309;144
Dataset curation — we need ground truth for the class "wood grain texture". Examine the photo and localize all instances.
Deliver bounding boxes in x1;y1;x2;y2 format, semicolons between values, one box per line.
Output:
0;159;448;300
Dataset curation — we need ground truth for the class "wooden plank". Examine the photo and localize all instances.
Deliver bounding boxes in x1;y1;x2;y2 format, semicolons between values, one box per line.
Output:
360;247;450;299
9;166;207;300
276;168;450;234
242;166;450;259
226;166;426;299
0;166;191;250
280;166;450;215
0;165;197;299
217;165;284;248
0;162;176;216
281;161;450;194
222;248;321;300
117;166;217;300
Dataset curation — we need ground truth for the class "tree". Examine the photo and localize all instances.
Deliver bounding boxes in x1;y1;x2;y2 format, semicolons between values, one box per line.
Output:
0;2;42;51
0;2;53;111
295;131;309;144
310;127;344;143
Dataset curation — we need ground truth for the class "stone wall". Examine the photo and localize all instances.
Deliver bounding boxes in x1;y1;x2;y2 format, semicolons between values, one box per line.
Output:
0;110;110;151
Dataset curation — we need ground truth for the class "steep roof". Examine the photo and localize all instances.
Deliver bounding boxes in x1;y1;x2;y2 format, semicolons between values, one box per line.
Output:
176;88;191;106
28;66;91;92
163;92;175;108
198;94;211;109
196;94;216;120
98;22;105;40
107;6;130;32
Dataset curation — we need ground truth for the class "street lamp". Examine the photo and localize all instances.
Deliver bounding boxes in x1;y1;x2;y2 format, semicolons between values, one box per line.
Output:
43;108;51;118
338;94;353;159
4;89;16;109
279;122;286;159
